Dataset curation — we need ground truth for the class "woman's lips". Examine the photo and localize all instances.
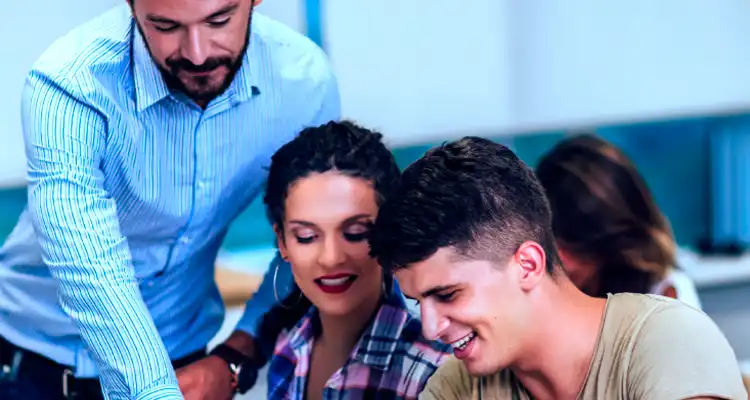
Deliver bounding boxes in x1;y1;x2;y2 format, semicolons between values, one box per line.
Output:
315;274;358;294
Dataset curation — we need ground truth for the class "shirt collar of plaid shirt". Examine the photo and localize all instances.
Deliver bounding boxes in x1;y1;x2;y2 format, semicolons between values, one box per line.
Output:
285;282;413;371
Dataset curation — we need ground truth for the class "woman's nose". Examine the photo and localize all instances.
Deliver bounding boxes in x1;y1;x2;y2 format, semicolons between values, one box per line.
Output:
317;236;346;268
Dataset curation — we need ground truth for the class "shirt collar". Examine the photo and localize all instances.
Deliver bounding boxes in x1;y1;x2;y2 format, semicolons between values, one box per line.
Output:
132;24;169;112
229;35;263;104
351;290;410;371
286;279;411;371
131;21;262;112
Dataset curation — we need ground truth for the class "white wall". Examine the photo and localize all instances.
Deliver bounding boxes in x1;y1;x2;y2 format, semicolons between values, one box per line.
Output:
0;0;121;187
511;0;750;130
2;1;750;185
254;0;304;33
325;0;515;149
323;0;750;146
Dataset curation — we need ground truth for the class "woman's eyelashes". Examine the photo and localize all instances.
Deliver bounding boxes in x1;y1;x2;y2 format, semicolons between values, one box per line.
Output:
295;234;314;244
292;226;370;244
293;228;315;244
343;232;368;242
343;222;371;242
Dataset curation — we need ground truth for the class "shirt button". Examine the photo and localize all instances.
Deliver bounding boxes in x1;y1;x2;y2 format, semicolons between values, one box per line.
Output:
180;236;190;244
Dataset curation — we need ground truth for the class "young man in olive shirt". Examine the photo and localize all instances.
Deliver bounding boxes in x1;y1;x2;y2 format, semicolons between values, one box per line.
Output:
370;137;747;400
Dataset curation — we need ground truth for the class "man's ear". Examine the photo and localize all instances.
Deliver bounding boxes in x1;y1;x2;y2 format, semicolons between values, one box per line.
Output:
274;224;288;260
513;241;547;291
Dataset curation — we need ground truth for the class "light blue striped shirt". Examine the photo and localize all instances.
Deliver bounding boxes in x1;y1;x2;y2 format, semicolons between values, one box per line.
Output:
0;5;338;399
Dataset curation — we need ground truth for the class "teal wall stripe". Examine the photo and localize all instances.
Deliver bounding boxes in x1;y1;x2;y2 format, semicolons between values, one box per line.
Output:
304;0;324;49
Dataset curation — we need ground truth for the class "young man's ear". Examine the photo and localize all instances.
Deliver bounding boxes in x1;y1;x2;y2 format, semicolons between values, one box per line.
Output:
513;241;547;291
274;224;288;260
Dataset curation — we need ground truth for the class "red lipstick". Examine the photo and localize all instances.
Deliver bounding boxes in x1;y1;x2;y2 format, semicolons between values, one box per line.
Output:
315;273;357;294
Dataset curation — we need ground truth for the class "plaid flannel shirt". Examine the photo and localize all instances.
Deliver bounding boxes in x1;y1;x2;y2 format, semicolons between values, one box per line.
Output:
267;286;452;399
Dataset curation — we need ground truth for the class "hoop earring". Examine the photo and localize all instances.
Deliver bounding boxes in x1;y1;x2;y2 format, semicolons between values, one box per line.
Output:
273;259;302;310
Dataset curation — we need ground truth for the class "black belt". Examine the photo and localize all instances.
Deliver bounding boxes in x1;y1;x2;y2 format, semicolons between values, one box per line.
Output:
0;335;205;399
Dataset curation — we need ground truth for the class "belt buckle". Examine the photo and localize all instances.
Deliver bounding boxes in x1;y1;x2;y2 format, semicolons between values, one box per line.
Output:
62;368;74;397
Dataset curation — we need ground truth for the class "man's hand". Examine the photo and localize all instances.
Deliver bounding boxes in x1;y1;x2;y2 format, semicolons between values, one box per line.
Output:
177;355;234;400
178;332;258;399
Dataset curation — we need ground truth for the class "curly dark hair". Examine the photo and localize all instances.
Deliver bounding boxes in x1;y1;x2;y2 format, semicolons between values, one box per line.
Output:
254;120;401;364
535;134;676;297
370;136;561;274
264;121;400;230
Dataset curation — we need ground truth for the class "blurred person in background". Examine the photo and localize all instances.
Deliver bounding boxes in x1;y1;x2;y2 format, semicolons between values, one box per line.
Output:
0;0;339;398
535;134;701;309
250;121;450;399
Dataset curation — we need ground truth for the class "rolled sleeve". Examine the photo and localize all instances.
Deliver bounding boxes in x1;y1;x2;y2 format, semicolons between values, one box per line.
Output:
22;71;181;399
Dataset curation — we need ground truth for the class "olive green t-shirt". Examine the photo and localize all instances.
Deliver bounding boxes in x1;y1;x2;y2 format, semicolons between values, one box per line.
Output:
420;293;748;400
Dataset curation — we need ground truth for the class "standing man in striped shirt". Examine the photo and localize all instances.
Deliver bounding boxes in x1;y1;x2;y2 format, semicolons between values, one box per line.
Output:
0;0;339;399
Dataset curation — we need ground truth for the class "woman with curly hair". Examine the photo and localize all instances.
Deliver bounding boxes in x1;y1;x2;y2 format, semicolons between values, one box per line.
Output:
255;121;451;399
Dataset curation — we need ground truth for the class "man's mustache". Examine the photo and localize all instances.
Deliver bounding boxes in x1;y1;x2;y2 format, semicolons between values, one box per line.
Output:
166;57;233;73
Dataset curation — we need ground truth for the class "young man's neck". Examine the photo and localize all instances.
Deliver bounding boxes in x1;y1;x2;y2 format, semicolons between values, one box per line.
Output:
512;279;607;400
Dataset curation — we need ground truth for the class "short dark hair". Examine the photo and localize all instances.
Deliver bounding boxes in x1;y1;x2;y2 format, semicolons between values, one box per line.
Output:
370;136;560;273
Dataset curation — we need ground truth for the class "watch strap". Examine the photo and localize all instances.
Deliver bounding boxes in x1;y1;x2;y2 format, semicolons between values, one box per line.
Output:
209;344;249;393
209;344;249;366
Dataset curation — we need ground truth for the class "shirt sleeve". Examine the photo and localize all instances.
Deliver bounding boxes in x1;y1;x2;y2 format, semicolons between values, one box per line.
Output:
308;59;341;126
419;357;474;400
628;302;748;400
22;71;182;400
234;60;339;341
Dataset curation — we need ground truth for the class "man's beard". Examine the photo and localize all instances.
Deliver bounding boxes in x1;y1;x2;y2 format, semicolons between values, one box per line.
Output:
134;12;252;103
161;45;245;102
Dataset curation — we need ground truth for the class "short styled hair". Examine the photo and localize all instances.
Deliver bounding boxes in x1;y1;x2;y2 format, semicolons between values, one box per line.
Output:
370;136;561;273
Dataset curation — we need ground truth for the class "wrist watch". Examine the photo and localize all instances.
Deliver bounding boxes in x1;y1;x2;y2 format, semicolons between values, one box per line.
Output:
209;344;259;394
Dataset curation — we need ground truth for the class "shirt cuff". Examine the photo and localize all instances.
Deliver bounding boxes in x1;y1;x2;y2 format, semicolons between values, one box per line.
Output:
134;384;184;400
